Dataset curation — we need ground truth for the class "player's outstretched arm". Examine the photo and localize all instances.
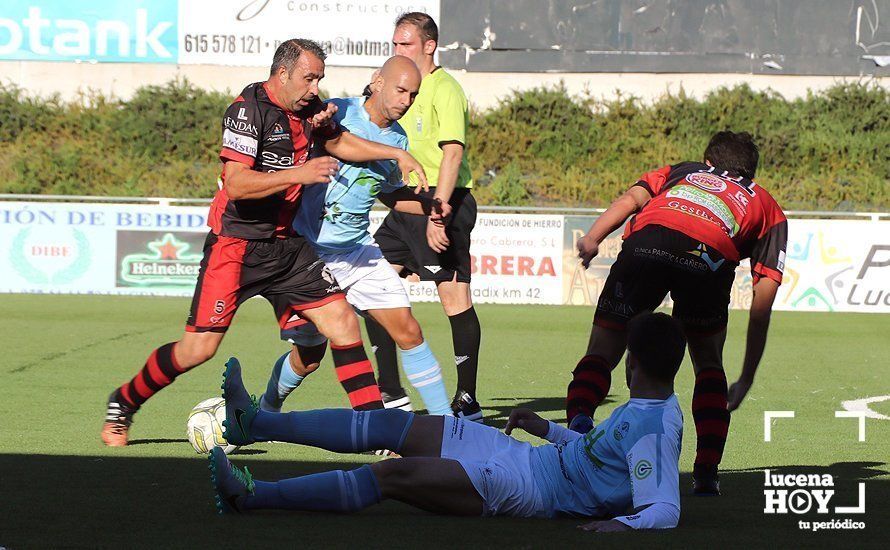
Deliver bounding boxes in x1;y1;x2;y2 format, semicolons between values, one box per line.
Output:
577;186;650;267
323;132;428;189
728;277;780;412
378;188;451;219
222;157;340;200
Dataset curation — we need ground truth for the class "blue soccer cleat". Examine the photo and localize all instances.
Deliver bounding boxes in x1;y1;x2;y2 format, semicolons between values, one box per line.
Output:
208;447;254;513
220;357;259;446
569;413;595;434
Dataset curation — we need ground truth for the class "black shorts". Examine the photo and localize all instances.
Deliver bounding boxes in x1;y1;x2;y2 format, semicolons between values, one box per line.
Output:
186;232;344;333
594;225;737;334
374;188;477;283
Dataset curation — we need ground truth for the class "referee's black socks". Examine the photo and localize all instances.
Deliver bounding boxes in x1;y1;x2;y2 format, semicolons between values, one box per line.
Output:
449;307;482;398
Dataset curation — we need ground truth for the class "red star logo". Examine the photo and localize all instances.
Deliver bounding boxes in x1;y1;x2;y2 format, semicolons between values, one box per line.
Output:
155;235;183;260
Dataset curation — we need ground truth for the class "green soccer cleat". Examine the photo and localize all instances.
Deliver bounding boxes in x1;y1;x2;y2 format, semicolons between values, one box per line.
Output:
220;357;259;446
208;447;254;513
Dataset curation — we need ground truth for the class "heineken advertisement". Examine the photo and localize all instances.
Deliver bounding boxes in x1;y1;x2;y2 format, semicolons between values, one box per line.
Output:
0;201;888;312
116;231;205;289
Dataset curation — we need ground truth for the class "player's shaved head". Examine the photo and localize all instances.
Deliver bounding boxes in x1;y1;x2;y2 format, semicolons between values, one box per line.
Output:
379;55;421;84
364;56;421;126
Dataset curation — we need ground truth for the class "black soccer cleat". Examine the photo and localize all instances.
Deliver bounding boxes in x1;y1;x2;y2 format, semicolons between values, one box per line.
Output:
692;464;721;496
381;389;413;412
451;390;483;423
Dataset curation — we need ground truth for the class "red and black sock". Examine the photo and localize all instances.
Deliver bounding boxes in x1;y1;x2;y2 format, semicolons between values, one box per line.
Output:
566;354;613;422
332;341;384;411
117;342;185;410
692;368;730;468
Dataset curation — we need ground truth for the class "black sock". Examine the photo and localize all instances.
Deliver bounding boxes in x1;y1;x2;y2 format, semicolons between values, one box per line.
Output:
448;307;481;398
364;316;403;395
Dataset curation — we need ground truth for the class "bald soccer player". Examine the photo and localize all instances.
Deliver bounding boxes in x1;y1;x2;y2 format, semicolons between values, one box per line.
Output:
259;56;454;417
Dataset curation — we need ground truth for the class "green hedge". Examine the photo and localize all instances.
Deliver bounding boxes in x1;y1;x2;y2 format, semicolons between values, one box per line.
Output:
1;79;887;210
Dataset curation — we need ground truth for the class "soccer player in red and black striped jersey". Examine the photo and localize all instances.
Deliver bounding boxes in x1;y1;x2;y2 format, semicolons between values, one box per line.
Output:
566;131;787;495
101;38;428;446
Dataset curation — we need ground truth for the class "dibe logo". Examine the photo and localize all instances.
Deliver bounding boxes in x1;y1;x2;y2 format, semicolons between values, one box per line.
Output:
9;227;91;285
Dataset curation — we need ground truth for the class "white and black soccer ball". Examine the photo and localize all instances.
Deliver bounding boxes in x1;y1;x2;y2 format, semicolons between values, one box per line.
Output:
186;397;238;455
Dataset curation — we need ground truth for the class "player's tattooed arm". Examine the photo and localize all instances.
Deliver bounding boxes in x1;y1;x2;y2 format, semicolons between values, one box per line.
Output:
729;277;780;411
577;186;651;268
222;157;340;200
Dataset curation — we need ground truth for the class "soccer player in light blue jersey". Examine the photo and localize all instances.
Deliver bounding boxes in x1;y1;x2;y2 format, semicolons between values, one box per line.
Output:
211;312;684;531
258;56;454;417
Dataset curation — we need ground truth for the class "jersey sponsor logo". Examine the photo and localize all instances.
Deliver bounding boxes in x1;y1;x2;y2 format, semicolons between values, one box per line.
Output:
267;122;289;143
260;151;294;168
688;243;726;271
633;459;653;480
727;189;751;214
777;250;786;272
613;421;630;441
237;107;249;121
665;185;740;236
222;129;258;157
224;117;259;136
685;172;727;193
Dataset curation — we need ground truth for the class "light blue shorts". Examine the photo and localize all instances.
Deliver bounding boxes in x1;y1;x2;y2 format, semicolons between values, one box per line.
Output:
440;416;547;518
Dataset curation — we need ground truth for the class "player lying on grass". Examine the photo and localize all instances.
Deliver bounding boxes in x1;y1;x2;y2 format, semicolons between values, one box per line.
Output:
209;312;684;530
260;56;453;418
566;131;787;495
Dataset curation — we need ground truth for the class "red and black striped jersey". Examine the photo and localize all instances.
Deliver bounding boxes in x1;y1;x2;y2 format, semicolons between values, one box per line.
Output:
626;161;787;284
208;82;340;240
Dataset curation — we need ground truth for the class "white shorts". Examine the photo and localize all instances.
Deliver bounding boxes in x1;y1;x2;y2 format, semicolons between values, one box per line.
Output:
440;416;547;518
282;243;410;346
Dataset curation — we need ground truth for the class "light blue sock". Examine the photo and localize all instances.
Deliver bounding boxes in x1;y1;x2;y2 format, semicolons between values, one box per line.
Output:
401;340;451;415
260;351;304;412
250;408;414;453
245;464;381;512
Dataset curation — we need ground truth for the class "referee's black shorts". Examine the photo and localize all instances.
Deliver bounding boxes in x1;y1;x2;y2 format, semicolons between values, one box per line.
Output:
374;188;477;283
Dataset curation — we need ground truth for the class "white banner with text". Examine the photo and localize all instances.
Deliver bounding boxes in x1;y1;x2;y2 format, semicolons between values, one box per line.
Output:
1;202;887;312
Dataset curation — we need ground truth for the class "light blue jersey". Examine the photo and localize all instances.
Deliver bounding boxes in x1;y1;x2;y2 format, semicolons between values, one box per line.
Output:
531;395;683;521
294;97;407;254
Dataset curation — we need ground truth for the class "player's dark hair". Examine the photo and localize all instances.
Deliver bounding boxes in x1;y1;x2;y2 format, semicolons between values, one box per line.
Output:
395;12;439;44
703;131;759;180
270;38;326;76
626;312;686;383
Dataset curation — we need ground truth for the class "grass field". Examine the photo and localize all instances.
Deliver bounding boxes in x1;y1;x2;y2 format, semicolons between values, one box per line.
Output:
1;294;888;549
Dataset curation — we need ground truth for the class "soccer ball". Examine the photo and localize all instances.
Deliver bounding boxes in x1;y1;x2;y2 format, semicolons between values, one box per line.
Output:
186;397;238;455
